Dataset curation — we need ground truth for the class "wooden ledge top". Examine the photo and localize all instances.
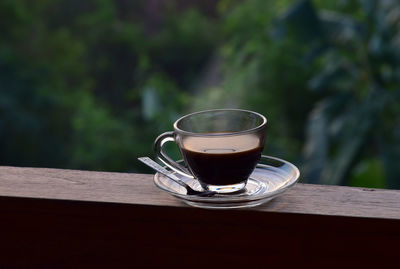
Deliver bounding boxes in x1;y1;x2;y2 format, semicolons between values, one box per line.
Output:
1;165;400;220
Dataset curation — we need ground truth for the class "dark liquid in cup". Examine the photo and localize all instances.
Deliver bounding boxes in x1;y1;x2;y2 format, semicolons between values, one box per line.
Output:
181;136;263;186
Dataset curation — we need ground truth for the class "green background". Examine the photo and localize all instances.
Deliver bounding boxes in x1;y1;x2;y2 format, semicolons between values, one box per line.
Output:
1;0;399;189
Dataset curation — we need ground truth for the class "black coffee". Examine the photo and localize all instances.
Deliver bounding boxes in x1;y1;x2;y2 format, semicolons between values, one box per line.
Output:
180;136;263;186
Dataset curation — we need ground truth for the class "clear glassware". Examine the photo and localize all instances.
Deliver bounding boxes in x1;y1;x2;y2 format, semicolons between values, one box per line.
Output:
154;109;267;194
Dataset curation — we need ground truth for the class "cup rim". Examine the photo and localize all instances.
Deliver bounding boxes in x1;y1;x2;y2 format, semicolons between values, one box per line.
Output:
173;108;267;137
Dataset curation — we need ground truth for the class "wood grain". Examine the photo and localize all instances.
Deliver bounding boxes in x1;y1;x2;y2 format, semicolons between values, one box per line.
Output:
0;166;399;219
0;166;399;268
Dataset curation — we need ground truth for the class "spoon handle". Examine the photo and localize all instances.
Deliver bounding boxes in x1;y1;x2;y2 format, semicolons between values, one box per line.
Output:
138;157;190;188
139;157;177;178
138;157;216;197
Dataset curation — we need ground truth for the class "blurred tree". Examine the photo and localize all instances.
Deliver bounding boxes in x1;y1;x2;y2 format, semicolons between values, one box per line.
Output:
193;0;400;189
1;0;399;189
193;0;321;161
0;0;219;172
277;0;400;188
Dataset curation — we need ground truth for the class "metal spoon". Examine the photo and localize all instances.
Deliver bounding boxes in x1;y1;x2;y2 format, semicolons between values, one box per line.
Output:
138;157;216;197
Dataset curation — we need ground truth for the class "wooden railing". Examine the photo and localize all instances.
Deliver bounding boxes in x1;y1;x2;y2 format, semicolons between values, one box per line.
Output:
1;166;399;268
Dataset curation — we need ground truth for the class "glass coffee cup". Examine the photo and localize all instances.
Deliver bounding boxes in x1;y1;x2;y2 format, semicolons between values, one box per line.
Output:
154;109;267;194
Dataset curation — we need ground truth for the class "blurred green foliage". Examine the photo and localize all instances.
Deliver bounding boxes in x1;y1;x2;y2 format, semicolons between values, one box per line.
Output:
0;0;218;173
1;0;399;188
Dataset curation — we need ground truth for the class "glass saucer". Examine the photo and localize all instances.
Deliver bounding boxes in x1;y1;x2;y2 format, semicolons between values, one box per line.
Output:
153;155;300;209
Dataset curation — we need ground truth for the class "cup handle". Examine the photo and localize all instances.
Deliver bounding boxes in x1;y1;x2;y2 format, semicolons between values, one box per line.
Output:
153;131;194;178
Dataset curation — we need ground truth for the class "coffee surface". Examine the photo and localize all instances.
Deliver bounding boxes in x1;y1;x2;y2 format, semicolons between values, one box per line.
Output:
181;135;263;186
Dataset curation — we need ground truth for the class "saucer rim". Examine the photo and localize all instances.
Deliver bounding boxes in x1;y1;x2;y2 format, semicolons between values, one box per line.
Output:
153;155;300;204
